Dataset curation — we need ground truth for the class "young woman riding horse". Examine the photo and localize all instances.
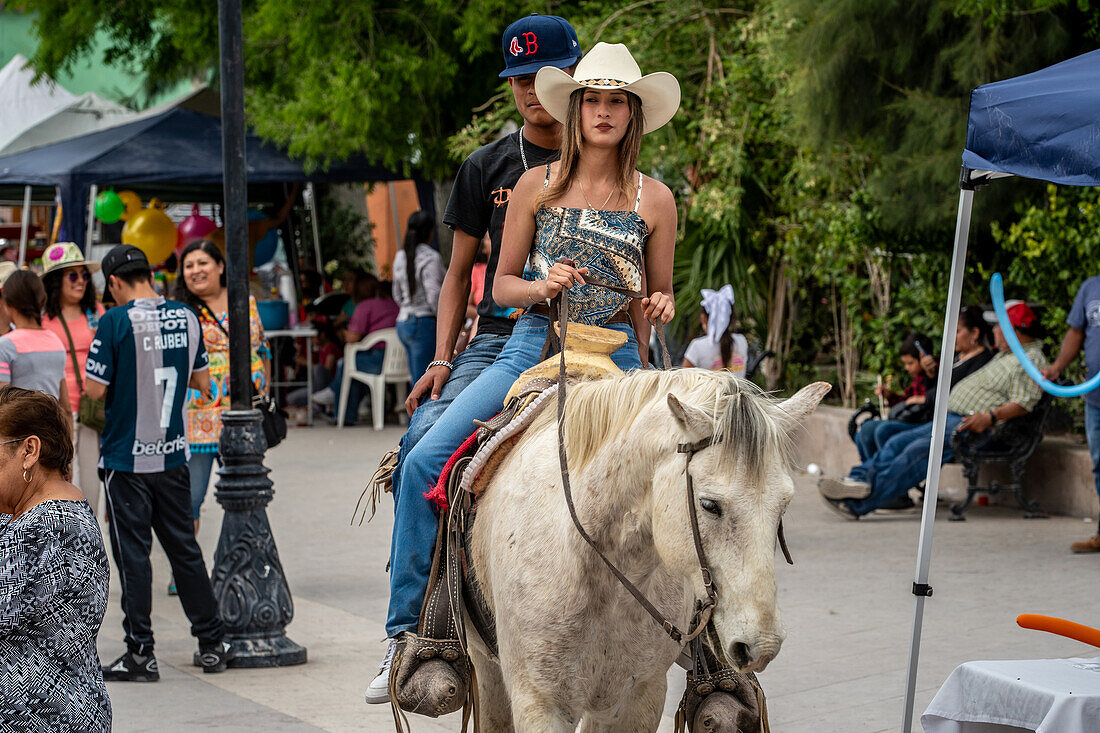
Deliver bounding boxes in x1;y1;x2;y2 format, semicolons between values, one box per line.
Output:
378;41;681;691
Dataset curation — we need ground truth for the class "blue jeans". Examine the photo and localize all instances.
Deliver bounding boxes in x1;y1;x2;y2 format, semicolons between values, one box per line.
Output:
385;314;641;636
397;316;437;385
847;414;964;516
854;419;923;462
850;420;928;482
188;450;220;520
328;348;384;425
1086;404;1100;532
390;331;512;499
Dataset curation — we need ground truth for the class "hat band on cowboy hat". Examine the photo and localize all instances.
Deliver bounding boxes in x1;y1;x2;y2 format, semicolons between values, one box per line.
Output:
534;42;681;134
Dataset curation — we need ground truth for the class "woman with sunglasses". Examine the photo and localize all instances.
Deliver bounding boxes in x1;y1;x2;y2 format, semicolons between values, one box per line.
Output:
42;243;105;517
0;385;111;731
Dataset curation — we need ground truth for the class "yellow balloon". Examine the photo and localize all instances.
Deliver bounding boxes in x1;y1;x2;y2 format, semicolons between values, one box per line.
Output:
116;191;142;221
122;207;178;265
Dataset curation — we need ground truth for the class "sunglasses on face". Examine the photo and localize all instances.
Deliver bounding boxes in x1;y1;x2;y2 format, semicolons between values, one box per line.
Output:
65;270;91;284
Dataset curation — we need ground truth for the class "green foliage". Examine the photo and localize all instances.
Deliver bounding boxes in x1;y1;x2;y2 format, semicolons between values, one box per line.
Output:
316;186;375;275
993;184;1100;357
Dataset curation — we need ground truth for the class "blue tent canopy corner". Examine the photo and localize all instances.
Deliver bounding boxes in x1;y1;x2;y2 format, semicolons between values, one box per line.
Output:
902;46;1100;733
961;47;1100;189
0;107;417;250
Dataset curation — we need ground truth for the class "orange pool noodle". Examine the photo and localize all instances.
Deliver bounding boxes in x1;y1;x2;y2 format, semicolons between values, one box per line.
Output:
1017;614;1100;648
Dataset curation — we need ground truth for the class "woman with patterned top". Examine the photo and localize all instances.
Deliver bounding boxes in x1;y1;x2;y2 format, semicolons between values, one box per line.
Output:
174;239;270;533
0;385;111;731
41;243;106;517
375;41;680;690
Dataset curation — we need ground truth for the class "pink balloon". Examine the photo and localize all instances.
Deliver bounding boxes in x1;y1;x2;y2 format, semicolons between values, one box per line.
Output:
178;204;218;244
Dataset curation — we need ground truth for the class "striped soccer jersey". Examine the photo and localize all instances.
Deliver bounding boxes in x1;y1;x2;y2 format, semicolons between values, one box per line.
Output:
86;297;209;473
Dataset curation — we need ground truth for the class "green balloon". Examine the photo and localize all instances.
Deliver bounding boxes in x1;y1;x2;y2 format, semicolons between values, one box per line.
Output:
95;190;125;224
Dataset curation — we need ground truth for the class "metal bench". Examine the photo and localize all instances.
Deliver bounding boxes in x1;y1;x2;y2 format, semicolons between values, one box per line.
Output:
947;390;1056;521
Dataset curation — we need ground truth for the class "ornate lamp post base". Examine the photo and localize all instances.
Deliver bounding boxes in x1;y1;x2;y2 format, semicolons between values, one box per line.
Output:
203;409;307;668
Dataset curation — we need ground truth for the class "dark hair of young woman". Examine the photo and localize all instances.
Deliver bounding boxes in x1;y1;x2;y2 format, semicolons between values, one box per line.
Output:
2;271;46;325
401;210;436;299
43;267;97;320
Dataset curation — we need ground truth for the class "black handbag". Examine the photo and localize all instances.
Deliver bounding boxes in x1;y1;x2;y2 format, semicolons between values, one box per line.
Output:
201;303;287;449
253;388;288;448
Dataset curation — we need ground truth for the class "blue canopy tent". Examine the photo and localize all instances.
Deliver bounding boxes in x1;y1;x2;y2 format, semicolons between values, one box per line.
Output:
903;48;1100;731
0;106;424;252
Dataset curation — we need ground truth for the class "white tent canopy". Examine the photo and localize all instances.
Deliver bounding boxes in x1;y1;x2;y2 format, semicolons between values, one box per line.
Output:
1;91;131;155
0;54;78;151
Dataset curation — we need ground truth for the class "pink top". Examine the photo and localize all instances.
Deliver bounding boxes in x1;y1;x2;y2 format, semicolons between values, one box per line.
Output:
0;328;68;399
43;304;106;413
348;297;399;346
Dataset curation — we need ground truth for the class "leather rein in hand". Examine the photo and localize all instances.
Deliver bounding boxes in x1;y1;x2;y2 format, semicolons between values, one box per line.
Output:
547;266;793;647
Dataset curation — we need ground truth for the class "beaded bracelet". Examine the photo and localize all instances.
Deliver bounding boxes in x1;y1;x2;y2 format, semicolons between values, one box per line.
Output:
428;360;454;371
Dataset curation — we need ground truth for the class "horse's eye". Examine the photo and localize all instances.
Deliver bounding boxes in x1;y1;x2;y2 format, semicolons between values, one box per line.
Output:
700;498;722;517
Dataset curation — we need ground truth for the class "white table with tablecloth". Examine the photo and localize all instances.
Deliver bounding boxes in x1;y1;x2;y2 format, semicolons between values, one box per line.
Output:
922;657;1100;733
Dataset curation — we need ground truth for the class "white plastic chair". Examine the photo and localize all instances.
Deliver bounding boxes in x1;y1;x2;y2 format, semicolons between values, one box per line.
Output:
337;328;410;430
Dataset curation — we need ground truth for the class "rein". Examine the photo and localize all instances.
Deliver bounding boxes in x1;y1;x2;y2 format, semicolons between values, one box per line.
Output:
552;275;714;645
548;265;793;647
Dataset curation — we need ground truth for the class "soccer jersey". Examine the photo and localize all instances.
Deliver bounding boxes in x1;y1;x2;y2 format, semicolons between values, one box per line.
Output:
86;297;208;473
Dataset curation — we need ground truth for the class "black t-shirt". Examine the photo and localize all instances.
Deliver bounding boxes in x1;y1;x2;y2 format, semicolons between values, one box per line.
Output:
444;129;557;335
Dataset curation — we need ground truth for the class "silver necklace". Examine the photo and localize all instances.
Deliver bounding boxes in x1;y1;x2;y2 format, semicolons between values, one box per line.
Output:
518;126;529;171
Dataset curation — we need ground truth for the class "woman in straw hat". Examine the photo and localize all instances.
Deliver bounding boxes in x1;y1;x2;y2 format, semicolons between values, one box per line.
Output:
41;243;105;517
379;41;680;698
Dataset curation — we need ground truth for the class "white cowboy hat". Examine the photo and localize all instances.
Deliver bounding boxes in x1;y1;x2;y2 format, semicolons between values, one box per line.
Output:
534;42;681;134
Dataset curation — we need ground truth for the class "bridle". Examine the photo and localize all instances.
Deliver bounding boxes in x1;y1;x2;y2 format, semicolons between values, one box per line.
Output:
549;267;793;647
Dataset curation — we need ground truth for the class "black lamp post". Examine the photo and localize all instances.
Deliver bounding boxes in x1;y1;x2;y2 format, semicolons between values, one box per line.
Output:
208;0;306;668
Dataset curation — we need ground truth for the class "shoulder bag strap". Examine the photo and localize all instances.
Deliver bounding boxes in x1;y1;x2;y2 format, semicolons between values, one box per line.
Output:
57;316;86;396
199;302;230;338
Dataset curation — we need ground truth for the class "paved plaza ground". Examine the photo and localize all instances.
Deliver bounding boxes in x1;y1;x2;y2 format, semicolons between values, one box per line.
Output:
102;422;1100;732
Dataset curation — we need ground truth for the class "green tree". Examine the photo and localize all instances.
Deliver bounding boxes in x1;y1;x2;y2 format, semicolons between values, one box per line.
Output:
18;0;581;177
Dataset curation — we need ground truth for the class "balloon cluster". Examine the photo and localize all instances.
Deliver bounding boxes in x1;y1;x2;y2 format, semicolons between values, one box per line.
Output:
95;191;279;268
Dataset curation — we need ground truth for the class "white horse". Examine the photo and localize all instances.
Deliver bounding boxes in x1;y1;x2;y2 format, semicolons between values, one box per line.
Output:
466;369;830;731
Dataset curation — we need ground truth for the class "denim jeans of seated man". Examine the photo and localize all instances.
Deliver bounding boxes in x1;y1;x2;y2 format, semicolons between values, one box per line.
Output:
1086;404;1100;533
389;331;513;512
385;313;641;637
328;348;385;425
854;418;925;462
846;413;971;516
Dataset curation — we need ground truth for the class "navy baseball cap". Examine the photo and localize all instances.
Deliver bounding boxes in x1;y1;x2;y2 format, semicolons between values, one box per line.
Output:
500;14;581;78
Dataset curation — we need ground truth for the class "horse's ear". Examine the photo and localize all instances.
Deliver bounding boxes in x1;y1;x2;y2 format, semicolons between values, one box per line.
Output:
777;382;832;426
668;393;711;437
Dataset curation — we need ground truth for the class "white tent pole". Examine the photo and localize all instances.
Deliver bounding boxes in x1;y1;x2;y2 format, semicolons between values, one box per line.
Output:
85;184;98;253
306;182;323;271
17;185;31;267
901;187;975;732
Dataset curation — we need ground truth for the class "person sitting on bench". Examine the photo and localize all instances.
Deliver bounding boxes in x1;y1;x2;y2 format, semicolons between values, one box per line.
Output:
818;301;1045;519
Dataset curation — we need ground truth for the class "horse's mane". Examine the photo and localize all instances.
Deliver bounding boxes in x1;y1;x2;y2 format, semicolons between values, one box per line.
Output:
529;369;792;484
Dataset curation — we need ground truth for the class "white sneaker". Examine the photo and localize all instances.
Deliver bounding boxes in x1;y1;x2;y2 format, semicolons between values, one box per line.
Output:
364;638;398;704
310;389;335;408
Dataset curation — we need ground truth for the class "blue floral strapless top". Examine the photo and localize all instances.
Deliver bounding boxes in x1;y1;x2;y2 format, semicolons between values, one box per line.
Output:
530;166;648;326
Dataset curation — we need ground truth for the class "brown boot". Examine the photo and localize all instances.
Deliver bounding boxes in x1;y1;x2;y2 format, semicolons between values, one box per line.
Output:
1070;534;1100;554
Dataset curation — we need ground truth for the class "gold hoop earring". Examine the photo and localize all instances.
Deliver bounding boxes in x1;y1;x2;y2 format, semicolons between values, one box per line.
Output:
22;469;31;484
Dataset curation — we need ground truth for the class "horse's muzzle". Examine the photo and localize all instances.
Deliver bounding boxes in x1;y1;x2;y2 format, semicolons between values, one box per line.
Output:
729;635;782;673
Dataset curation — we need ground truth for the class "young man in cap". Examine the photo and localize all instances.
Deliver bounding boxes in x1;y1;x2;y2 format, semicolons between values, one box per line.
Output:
366;13;582;704
819;301;1048;519
85;244;233;679
1043;279;1100;552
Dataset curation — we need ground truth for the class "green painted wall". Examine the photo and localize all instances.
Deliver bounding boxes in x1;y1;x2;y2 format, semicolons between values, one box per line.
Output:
0;9;194;108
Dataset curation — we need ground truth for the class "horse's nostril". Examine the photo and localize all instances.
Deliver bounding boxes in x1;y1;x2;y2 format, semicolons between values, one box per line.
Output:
730;641;752;669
